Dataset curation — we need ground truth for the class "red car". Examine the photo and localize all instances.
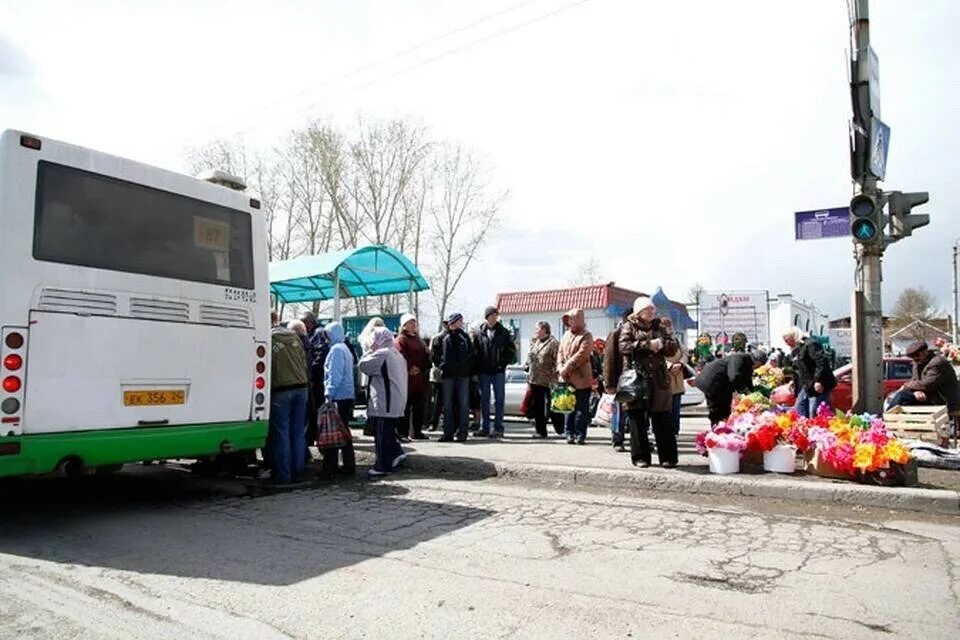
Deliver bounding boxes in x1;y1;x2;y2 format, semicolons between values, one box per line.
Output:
771;358;914;412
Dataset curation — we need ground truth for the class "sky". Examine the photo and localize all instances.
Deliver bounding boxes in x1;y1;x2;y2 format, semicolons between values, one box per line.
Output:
2;0;959;327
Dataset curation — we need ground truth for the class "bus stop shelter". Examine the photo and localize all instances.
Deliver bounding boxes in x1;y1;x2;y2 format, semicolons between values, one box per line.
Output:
268;244;430;320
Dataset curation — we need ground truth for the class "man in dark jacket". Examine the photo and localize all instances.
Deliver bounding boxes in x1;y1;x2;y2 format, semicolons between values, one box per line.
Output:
427;322;448;431
434;312;474;442
889;341;960;446
785;328;836;418
473;306;516;438
695;350;766;425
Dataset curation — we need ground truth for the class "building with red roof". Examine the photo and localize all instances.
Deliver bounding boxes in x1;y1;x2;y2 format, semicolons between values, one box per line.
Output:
496;283;694;362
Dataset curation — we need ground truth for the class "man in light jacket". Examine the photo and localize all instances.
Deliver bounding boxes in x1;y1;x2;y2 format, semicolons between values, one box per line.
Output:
321;322;357;479
358;327;408;478
557;308;594;445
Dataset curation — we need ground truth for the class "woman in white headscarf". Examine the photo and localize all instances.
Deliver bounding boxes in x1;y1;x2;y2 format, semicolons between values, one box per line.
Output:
359;317;386;352
358;326;408;477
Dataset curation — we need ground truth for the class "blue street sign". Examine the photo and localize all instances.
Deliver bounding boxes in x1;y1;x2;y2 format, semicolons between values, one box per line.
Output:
794;208;850;240
870;117;890;180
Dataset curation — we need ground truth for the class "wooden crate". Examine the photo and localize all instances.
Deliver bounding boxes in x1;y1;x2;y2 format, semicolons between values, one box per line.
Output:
883;405;949;441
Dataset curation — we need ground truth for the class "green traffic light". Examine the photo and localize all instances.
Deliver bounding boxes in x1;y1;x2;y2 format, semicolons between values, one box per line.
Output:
852;218;878;241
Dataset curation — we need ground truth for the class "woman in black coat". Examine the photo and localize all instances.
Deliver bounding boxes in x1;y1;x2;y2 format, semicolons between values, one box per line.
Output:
694;350;766;425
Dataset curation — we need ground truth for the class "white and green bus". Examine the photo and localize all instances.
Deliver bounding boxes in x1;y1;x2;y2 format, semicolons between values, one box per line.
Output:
0;129;270;477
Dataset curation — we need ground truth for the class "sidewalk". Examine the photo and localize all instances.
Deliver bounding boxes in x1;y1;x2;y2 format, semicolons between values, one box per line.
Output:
350;417;960;515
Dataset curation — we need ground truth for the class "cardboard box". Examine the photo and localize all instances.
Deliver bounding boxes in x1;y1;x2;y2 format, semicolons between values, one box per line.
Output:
804;449;852;481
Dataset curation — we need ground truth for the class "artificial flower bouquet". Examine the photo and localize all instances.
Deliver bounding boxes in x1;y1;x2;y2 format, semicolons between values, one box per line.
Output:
732;392;771;415
934;337;960;367
695;425;747;474
695;425;748;455
804;405;912;483
550;385;577;414
752;364;785;397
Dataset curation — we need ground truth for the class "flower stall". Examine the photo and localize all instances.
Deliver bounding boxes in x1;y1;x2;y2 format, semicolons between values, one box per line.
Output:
696;396;916;485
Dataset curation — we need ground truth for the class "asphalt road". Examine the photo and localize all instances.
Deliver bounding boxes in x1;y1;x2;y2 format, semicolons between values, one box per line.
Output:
0;468;957;639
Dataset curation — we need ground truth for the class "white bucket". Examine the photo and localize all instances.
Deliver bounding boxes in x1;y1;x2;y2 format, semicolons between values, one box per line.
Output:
708;448;740;474
763;445;797;473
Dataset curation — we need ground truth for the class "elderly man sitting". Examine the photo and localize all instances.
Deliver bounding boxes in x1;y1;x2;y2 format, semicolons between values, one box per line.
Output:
887;340;960;447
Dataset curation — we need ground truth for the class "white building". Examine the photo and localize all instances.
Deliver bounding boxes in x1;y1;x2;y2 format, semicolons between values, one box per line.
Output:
686;292;831;352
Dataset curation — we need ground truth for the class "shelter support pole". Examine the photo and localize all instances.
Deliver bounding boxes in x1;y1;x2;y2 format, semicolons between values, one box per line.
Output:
334;267;342;322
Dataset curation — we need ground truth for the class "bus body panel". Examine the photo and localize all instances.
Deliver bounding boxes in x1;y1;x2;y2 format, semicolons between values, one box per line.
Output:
0;130;271;473
24;312;258;433
0;421;268;477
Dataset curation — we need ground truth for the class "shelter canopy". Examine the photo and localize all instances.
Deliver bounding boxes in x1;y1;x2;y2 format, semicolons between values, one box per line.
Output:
269;245;429;305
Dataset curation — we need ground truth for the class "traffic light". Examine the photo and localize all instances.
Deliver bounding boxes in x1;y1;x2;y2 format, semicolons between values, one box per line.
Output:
849;193;885;245
887;191;929;241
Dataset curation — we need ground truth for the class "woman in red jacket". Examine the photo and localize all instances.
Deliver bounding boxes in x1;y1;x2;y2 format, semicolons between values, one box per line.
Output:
395;313;431;441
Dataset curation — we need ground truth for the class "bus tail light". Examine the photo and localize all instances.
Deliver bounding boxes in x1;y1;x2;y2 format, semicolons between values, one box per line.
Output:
251;342;268;419
0;327;27;437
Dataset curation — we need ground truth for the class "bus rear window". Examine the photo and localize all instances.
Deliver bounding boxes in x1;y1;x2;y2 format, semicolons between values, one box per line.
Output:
33;161;255;290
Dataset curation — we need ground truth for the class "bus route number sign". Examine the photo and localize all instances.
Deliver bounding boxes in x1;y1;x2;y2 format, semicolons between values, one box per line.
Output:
194;217;231;251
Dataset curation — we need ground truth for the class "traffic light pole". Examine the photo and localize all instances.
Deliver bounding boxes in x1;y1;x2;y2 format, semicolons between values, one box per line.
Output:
854;246;885;414
850;0;885;415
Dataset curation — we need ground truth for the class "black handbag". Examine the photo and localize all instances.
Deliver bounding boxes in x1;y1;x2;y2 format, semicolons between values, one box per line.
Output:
614;367;649;404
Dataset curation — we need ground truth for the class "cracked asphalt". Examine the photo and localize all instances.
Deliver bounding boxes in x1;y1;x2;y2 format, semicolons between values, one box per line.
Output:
0;468;957;639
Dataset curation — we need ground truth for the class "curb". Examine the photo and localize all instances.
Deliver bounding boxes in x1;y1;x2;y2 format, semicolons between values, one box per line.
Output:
362;452;960;515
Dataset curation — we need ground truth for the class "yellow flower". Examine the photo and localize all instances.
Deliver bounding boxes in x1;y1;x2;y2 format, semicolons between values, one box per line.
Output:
882;440;911;465
853;443;877;471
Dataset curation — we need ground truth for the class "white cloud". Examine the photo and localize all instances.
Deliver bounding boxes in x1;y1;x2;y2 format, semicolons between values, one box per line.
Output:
2;0;959;324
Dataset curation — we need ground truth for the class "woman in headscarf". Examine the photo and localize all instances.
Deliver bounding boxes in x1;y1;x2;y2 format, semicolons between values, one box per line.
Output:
358;326;408;478
359;317;386;352
619;296;679;468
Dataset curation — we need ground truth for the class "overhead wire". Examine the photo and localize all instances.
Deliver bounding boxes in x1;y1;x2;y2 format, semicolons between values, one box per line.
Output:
226;0;591;138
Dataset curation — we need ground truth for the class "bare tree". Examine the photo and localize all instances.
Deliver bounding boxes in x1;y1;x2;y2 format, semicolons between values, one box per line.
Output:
343;117;431;247
185;137;251;179
426;144;506;329
567;258;605;287
401;167;431;318
891;287;940;339
687;283;706;305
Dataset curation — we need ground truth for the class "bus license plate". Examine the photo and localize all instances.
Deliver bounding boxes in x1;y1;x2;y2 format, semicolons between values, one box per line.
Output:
123;390;185;406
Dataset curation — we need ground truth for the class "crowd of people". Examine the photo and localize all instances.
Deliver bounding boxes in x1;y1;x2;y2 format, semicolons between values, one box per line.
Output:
263;296;960;485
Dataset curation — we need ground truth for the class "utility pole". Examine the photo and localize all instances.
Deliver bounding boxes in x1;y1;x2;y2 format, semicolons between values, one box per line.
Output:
847;0;929;414
953;241;959;344
849;0;884;414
